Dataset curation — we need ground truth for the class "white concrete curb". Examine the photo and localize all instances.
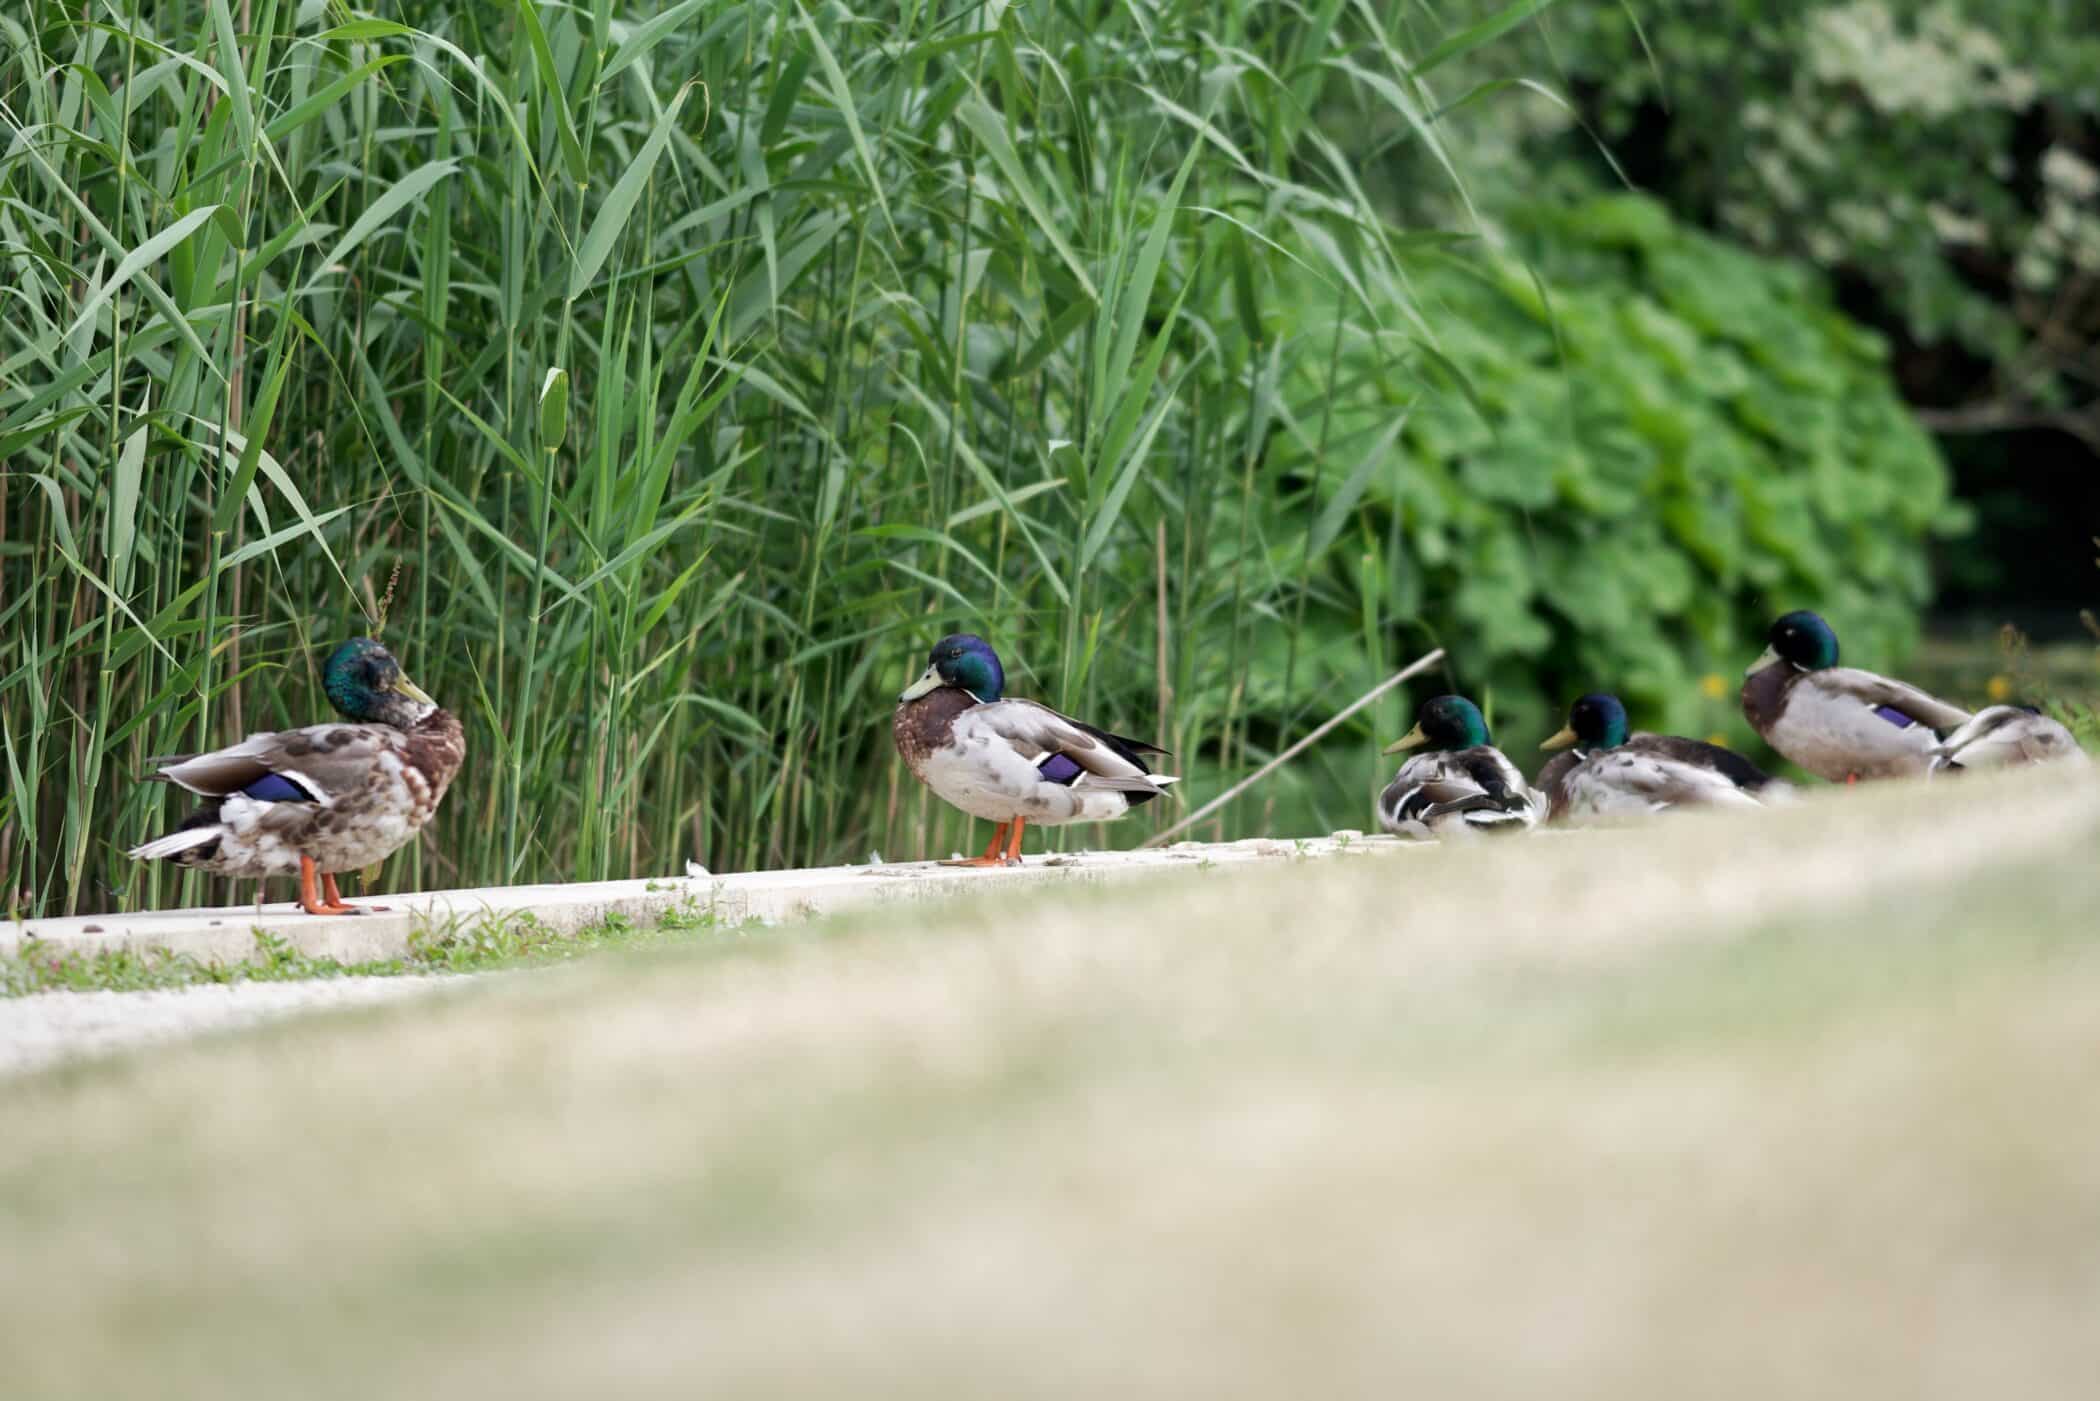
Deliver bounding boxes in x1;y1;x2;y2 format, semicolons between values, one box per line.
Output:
4;832;1420;966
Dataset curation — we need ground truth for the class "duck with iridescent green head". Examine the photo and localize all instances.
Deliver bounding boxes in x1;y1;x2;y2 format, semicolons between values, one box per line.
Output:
128;637;465;915
1742;611;1970;783
1537;692;1786;822
892;634;1178;867
1376;694;1542;839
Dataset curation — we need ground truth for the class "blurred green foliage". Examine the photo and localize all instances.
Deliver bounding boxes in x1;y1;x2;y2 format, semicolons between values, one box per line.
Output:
1250;193;1957;745
1455;0;2100;445
0;0;1978;915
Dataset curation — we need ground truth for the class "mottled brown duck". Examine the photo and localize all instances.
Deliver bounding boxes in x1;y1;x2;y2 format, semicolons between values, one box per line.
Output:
128;637;464;915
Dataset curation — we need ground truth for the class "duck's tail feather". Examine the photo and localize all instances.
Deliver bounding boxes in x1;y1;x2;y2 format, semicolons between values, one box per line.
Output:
1082;773;1179;795
1072;720;1171;762
127;825;224;862
1113;774;1180;808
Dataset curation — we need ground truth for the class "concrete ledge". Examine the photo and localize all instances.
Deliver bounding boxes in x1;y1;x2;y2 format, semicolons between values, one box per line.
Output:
3;833;1420;965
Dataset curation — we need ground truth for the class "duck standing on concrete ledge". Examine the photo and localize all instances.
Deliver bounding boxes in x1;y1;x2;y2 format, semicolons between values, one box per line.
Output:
893;634;1177;867
128;637;465;915
1742;610;1970;783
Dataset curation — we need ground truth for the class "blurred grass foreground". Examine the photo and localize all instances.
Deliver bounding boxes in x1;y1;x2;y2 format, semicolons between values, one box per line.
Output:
5;770;2099;1398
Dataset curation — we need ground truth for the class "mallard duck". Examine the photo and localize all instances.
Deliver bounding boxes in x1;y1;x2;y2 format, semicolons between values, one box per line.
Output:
1742;610;1970;782
1930;704;2090;772
892;634;1177;867
1538;692;1786;822
127;638;465;915
1376;694;1542;838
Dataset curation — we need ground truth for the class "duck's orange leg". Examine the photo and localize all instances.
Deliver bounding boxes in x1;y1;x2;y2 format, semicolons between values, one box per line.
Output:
298;855;342;916
321;872;386;914
1001;817;1028;866
943;822;1011;868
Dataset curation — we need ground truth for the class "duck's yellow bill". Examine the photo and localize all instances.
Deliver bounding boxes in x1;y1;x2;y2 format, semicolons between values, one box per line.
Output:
1381;723;1427;755
1540;725;1578;751
898;665;943;702
395;676;436;706
1744;645;1780;678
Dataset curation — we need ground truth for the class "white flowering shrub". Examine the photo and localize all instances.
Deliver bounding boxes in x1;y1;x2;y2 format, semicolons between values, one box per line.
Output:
1424;0;2099;445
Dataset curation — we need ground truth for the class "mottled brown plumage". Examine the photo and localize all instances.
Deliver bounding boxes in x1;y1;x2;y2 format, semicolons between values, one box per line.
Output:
1739;662;1797;737
128;638;464;915
892;685;976;772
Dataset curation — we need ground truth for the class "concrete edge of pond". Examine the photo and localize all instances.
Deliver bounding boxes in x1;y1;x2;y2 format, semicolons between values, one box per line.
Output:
2;831;1433;966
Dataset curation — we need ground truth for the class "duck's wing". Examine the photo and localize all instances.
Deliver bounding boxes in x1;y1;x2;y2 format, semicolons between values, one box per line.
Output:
1934;707;2086;768
1628;733;1778;789
151;724;408;803
1379;751;1493;804
962;700;1176;794
1462;746;1545;825
1534;750;1578;819
1447;747;1523;802
1932;706;2018;761
1379;754;1485;831
1577;751;1763;809
1815;668;1972;731
1382;749;1540;834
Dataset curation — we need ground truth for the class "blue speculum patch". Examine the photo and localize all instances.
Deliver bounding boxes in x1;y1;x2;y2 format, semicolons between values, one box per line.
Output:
1872;705;1917;729
1038;753;1084;786
243;772;316;803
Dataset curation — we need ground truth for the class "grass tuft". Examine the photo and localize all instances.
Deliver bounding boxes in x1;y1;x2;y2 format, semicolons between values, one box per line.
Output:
1;895;736;997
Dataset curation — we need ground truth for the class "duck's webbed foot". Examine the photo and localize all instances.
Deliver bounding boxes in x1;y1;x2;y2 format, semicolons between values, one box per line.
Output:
299;856;359;916
320;871;388;914
940;819;1027;868
943;822;1012;867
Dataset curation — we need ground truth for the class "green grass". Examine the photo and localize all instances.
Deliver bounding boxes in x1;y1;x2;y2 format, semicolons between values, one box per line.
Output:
0;894;734;997
0;0;1555;918
4;769;2098;1398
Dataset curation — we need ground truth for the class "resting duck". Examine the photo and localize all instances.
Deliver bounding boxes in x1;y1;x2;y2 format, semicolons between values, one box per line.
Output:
1538;692;1785;822
892;634;1176;867
1376;694;1542;838
128;637;465;915
1742;610;1970;782
1931;704;2089;772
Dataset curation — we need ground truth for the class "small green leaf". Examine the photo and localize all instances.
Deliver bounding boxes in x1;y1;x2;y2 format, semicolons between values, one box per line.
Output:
569;81;693;299
518;0;588;186
539;367;570;452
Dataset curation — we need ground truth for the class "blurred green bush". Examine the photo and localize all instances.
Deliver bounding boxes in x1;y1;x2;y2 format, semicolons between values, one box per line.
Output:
1424;0;2100;459
1249;193;1960;747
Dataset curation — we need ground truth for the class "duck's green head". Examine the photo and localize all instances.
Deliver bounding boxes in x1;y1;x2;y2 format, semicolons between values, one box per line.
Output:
322;637;436;727
1541;693;1629;753
1749;610;1839;676
1383;694;1491;755
899;633;1005;703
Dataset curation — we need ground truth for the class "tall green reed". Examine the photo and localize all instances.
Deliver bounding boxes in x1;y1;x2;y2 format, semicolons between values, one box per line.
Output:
1;0;1539;916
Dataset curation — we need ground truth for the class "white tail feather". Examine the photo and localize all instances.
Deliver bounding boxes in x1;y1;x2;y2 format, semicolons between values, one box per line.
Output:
1075;773;1180;795
127;827;222;861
